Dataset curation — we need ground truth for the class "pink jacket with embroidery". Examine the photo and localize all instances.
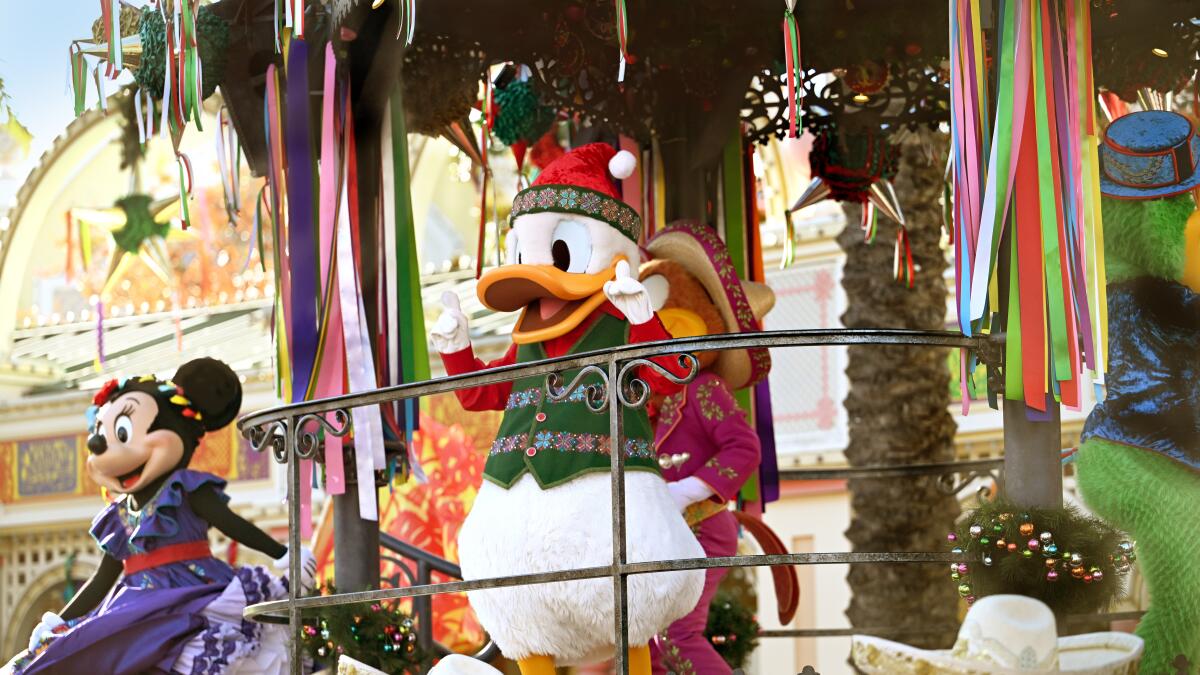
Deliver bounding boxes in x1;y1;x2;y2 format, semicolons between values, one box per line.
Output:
653;371;761;503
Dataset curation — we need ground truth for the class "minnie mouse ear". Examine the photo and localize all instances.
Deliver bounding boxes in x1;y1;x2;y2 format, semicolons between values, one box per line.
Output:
173;358;243;431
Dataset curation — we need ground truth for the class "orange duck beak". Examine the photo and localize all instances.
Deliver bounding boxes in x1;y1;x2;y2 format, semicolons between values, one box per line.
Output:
477;257;627;344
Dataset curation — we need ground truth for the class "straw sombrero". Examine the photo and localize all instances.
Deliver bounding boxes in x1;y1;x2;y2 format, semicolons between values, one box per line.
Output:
644;220;775;390
851;595;1142;675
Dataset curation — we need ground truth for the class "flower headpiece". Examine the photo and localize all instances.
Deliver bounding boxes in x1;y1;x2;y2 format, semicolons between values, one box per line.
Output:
86;375;204;430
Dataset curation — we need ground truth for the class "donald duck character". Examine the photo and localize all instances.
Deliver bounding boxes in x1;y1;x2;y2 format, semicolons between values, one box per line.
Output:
428;143;705;675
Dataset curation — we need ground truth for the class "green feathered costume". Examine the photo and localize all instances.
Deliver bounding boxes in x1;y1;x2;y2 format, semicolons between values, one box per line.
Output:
1076;112;1200;675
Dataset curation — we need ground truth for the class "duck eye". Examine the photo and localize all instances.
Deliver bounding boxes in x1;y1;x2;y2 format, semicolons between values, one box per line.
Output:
114;415;134;444
550;219;592;273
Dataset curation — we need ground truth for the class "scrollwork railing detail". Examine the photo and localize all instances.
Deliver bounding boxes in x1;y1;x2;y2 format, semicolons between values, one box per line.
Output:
616;354;699;410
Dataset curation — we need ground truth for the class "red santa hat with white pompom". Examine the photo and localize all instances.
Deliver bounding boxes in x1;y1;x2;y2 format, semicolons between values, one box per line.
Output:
509;143;642;243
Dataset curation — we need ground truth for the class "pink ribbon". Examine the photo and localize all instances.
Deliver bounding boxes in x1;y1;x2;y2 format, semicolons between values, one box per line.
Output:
313;42;346;495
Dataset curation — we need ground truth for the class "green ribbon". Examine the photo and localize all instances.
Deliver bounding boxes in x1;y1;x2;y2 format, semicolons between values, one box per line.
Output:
1005;224;1024;401
1030;1;1071;384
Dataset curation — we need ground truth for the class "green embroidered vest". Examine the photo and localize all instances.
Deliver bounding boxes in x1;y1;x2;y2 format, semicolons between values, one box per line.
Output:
485;313;659;489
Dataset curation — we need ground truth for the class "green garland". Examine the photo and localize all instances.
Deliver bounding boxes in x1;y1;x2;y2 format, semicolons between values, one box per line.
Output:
300;586;426;673
947;499;1135;616
493;79;557;147
704;591;760;670
134;5;230;100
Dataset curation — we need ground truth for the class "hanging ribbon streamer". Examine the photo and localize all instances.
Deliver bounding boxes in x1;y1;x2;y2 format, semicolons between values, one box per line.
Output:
176;153;193;229
782;0;802;137
69;44;88;116
293;0;304;38
950;0;1102;412
95;300;105;369
781;210;796;269
215;108;240;222
386;89;430;483
337;151;385;521
861;200;877;243
134;89;147;146
284;37;319;405
93;66;107;111
65;212;74;283
244;184;269;272
615;0;630;82
396;0;416;45
313;42;346;496
475;74;493;279
100;0;122;77
894;225;914;288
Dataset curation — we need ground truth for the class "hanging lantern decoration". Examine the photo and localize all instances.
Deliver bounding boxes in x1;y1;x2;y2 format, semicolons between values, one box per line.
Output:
493;75;558;175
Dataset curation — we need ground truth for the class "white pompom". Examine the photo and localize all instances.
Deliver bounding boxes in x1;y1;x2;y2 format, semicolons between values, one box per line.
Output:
608;150;637;180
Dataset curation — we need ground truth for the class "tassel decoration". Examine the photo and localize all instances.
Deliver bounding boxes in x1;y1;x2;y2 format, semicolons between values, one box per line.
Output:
615;0;630;82
782;0;803;137
894;225;914;288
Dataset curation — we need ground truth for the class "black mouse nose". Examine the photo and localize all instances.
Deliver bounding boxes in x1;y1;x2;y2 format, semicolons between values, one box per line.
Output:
87;434;107;455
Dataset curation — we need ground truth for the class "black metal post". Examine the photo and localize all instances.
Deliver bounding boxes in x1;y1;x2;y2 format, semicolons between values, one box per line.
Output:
415;559;434;663
1002;400;1063;509
334;453;381;592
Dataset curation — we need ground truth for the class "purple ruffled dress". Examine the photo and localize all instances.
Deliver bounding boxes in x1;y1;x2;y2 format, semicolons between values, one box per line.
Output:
6;470;291;675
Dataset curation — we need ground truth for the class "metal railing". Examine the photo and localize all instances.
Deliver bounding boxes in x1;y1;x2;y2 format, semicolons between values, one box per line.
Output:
380;532;502;662
238;328;999;674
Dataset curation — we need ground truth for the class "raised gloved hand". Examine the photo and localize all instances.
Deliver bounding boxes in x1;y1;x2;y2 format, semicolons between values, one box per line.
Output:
666;476;715;512
603;260;654;325
28;611;65;651
429;291;471;354
275;546;318;594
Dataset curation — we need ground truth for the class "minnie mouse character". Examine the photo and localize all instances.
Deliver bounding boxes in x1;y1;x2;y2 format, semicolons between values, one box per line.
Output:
2;357;312;675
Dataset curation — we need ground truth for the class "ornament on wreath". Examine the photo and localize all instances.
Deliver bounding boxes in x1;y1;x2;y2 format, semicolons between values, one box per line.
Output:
703;592;761;671
947;499;1133;616
301;585;426;673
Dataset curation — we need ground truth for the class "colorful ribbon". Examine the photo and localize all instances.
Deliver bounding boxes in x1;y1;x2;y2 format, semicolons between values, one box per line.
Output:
615;0;629;82
176;153;193;229
782;1;802;138
69;44;88;116
950;0;1104;412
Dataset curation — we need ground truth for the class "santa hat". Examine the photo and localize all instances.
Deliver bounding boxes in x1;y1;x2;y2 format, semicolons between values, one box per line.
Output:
509;142;642;242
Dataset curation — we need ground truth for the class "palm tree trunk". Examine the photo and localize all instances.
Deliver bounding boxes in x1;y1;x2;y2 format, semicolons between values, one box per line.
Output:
838;130;960;647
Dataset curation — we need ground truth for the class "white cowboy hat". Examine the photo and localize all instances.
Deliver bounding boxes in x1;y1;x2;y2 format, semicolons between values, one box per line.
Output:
426;654;504;675
851;595;1143;674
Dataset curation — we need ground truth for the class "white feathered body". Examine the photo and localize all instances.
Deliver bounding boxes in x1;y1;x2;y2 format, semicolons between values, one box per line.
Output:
458;471;705;665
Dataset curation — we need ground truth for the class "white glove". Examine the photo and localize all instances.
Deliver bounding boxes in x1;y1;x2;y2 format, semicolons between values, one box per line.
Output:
666;476;715;512
275;546;317;594
28;611;65;651
603;260;654;325
429;291;471;354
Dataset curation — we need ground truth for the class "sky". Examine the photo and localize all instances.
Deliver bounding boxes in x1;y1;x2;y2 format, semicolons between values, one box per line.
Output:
0;1;132;203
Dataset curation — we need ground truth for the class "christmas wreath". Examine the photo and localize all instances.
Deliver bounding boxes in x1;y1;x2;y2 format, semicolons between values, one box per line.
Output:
947;499;1135;616
300;586;426;674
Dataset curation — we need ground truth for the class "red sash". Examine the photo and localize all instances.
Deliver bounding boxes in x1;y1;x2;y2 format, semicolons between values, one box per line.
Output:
124;541;212;575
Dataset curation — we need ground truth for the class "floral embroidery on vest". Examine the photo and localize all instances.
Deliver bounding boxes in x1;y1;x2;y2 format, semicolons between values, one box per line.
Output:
488;432;653;459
